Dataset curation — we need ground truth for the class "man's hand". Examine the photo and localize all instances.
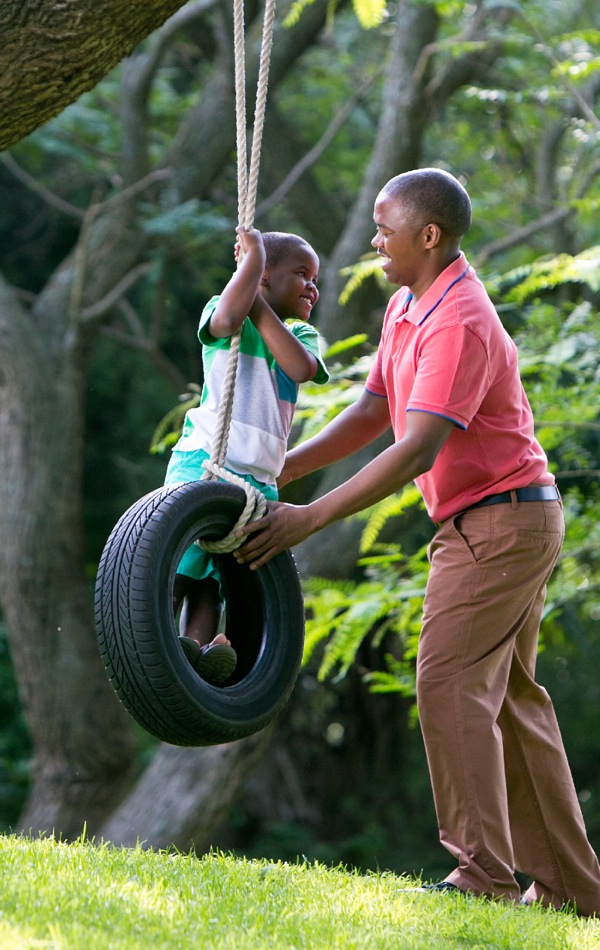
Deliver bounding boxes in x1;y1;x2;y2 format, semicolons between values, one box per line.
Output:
234;501;317;569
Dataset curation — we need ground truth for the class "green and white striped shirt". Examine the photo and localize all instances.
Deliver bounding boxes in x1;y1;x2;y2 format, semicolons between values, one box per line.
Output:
173;296;329;487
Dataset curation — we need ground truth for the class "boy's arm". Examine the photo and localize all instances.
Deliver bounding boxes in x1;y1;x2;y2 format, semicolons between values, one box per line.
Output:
208;228;266;339
248;294;319;383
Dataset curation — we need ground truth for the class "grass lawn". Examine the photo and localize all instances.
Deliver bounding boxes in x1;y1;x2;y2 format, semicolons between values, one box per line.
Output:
0;835;598;948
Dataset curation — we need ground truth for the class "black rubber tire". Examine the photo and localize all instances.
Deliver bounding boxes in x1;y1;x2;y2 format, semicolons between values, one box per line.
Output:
94;481;305;746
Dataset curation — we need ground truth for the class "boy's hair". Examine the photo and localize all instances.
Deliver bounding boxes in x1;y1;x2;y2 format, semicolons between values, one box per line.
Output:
382;168;472;239
262;231;314;267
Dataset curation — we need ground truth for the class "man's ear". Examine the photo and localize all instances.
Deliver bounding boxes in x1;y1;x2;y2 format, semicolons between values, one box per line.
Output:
260;269;270;286
422;223;442;248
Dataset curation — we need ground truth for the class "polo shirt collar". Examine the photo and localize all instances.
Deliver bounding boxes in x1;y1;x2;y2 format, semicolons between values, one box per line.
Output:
400;252;470;326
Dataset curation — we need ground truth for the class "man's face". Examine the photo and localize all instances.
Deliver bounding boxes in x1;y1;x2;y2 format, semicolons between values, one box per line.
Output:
372;191;425;288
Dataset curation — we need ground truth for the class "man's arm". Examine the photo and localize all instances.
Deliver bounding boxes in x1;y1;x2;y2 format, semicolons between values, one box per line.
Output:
235;408;455;568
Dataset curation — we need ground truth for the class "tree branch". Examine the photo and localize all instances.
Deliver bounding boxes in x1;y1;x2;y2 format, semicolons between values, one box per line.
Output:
0;0;190;150
81;263;153;323
254;76;376;221
120;0;219;185
0;152;85;220
519;11;600;132
100;314;189;393
475;207;573;264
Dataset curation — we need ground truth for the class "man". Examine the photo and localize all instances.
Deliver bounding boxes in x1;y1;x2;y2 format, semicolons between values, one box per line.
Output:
234;168;600;915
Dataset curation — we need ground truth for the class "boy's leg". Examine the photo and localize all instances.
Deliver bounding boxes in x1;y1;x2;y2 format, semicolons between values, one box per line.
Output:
172;573;236;684
175;575;222;646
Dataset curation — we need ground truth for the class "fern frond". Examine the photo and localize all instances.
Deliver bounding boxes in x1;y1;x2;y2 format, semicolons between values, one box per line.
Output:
317;587;397;681
149;385;201;455
302;585;354;665
495;246;600;305
356;486;424;553
338;256;388;305
364;667;416;696
351;0;387;29
303;576;355;596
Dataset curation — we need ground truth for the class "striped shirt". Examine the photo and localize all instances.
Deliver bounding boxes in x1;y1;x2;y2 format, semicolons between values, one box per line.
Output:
173;296;329;487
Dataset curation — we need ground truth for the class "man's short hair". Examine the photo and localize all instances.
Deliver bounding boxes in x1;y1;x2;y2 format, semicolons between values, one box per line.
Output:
262;232;314;267
382;168;472;238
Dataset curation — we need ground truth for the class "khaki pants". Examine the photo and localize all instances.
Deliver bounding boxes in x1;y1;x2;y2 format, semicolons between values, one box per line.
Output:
417;493;600;915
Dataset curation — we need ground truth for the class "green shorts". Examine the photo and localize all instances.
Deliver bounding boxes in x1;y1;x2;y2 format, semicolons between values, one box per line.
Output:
164;447;278;582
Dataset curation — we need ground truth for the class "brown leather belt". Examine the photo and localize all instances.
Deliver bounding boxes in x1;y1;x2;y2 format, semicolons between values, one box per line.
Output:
466;485;560;511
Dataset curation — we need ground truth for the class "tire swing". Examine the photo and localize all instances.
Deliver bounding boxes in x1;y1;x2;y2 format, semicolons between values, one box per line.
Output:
94;0;306;747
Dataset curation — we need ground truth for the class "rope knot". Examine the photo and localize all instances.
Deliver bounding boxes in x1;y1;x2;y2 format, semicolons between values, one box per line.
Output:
197;460;267;553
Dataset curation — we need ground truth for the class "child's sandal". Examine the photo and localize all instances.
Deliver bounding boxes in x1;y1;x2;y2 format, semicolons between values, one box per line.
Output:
179;636;237;685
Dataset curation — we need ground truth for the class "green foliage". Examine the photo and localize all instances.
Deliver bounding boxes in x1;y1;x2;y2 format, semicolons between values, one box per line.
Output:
492;247;600;304
292;340;377;443
25;74;122;176
284;0;387;31
355;485;423;554
140;199;231;251
303;541;428;693
338;254;388;305
150;385;201;455
349;0;388;30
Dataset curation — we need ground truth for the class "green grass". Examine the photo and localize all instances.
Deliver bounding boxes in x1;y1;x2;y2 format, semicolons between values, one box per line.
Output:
0;835;599;949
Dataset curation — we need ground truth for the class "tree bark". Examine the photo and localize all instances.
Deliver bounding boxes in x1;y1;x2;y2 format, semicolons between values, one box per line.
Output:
0;264;139;838
99;728;274;849
0;0;189;151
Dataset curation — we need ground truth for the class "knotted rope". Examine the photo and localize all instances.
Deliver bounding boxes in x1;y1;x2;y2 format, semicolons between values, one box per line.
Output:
199;0;276;554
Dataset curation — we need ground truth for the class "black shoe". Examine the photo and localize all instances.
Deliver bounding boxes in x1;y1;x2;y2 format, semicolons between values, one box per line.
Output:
179;637;237;685
416;881;464;894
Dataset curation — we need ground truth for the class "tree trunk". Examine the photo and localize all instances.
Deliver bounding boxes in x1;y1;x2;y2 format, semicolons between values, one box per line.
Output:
0;0;188;150
0;270;138;838
99;728;274;849
316;0;440;342
315;0;513;342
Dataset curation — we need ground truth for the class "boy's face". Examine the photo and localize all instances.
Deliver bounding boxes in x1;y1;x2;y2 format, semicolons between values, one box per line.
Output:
372;191;428;288
261;245;319;321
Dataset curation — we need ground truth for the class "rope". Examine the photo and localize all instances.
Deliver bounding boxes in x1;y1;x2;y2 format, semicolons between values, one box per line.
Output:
199;462;268;553
198;0;276;554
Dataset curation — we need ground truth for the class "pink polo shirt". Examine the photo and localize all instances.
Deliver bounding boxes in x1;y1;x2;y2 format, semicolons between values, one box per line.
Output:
365;252;554;522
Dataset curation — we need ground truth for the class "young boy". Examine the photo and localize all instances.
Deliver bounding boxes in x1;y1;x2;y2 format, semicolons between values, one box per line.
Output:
164;227;328;685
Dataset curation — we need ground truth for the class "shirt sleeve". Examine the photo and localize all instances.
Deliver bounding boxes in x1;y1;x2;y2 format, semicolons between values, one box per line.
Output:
365;341;386;397
198;295;222;346
289;321;330;384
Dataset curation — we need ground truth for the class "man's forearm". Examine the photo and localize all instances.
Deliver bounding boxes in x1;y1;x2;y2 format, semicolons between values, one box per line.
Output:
306;437;426;530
